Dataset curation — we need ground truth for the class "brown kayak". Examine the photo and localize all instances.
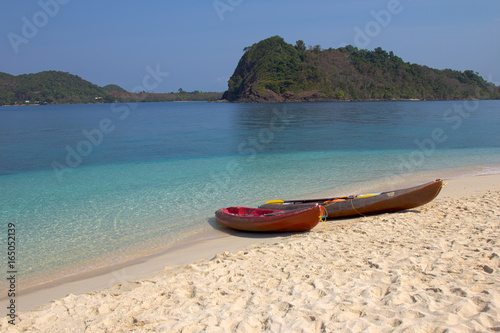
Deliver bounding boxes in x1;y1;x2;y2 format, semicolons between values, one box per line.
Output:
259;179;444;219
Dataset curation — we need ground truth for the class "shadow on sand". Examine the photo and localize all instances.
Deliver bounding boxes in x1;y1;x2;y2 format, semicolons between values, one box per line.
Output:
206;216;310;239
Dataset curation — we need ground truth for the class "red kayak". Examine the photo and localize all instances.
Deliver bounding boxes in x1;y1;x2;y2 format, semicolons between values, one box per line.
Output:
215;205;326;232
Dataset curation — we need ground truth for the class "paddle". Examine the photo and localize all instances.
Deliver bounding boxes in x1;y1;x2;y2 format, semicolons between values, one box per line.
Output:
264;200;285;205
264;193;382;205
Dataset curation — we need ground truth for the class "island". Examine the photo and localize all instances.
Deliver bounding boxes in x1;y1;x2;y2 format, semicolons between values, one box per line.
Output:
222;35;499;102
0;71;222;106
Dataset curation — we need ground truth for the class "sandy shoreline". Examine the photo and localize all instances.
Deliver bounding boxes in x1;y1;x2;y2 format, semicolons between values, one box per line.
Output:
4;228;293;313
1;174;499;332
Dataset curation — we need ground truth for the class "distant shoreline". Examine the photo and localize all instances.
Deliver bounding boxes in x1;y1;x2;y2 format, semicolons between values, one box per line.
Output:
2;96;497;108
0;100;218;107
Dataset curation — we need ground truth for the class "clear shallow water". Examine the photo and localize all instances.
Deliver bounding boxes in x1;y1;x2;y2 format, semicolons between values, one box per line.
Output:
1;100;499;289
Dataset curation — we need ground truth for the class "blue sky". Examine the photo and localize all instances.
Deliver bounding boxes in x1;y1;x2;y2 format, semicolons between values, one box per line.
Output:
1;0;499;92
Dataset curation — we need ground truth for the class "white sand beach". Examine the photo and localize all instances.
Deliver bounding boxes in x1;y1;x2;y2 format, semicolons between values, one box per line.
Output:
1;174;499;332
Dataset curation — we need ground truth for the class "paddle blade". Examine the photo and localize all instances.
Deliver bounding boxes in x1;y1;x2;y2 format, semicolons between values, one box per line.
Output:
265;200;284;205
355;193;381;199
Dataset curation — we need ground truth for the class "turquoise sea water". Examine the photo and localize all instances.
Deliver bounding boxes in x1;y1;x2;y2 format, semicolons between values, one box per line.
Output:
1;100;500;290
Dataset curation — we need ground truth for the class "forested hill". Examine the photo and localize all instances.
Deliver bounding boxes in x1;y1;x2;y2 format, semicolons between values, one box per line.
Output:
0;71;108;105
222;36;499;102
0;71;222;105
